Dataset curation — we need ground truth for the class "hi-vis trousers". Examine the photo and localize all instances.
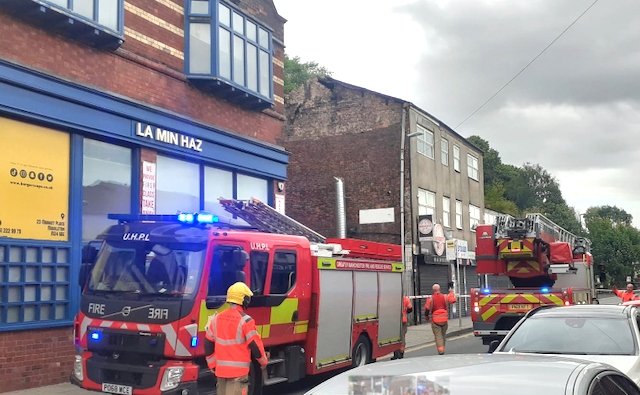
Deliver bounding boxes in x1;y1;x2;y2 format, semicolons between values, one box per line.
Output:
431;321;448;355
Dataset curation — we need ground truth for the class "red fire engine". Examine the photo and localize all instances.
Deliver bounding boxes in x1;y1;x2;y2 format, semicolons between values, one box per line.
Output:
71;198;404;395
472;213;597;345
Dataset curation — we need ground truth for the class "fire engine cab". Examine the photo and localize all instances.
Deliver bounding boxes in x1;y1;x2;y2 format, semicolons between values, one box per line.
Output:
71;198;404;395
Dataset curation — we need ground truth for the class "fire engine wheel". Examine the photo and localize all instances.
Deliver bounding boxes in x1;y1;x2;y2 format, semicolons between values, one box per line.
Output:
352;336;371;368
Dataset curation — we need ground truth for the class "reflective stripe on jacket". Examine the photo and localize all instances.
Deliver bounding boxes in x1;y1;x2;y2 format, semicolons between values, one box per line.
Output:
424;291;456;324
204;305;268;378
402;296;413;323
615;289;640;302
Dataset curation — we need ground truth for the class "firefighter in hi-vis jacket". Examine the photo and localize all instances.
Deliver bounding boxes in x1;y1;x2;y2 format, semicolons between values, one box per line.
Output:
424;283;457;355
205;282;269;395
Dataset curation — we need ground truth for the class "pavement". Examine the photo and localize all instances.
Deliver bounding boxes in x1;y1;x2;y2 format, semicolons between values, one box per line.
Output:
2;317;473;395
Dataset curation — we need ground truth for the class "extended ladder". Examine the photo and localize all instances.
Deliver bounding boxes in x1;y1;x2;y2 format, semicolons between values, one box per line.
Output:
219;198;326;244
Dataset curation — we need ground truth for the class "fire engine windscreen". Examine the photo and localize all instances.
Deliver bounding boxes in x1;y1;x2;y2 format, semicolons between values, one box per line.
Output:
86;241;205;298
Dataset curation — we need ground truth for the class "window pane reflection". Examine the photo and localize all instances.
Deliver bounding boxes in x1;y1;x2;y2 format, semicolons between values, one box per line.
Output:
98;0;119;31
156;156;199;214
189;23;211;74
204;167;233;212
82;139;131;242
237;174;268;202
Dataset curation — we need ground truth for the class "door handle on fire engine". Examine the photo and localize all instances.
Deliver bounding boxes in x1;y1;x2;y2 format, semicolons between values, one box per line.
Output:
292;310;298;322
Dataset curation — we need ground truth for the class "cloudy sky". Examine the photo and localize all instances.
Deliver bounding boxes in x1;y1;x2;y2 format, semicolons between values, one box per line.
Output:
273;0;640;226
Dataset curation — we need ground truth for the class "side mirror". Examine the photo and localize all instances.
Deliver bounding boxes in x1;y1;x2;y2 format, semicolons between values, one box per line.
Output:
488;340;501;353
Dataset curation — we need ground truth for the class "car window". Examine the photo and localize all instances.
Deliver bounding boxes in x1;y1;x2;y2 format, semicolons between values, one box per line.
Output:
589;373;640;395
501;316;636;355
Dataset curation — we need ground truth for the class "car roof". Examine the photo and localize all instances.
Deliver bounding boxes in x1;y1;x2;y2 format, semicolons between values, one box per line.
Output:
305;354;614;395
528;304;632;319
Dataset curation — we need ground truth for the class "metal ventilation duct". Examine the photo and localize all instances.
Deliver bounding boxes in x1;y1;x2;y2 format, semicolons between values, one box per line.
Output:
335;177;347;238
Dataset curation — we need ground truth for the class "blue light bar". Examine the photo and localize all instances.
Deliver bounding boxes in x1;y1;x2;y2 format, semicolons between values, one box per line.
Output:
541;287;550;293
482;288;490;294
108;212;219;226
178;213;194;223
191;336;198;348
90;332;100;341
195;213;219;224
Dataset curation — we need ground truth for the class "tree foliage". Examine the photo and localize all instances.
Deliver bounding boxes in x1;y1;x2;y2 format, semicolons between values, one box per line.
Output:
284;55;333;94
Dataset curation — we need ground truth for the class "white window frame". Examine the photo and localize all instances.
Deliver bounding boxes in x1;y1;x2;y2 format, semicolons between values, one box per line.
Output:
484;212;496;225
453;145;460;172
469;204;480;231
442;197;451;228
467;154;479;181
455;200;463;229
418;189;436;216
416;125;435;159
441;138;449;166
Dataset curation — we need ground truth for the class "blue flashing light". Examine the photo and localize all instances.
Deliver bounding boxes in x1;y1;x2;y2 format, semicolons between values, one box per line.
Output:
196;213;219;224
178;213;194;223
541;287;550;293
191;336;198;348
90;332;100;341
482;288;491;294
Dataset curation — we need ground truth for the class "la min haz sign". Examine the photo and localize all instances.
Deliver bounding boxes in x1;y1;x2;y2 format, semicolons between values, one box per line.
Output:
135;122;203;152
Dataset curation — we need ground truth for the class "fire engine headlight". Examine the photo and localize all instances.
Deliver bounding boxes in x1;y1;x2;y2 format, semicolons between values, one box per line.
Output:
474;307;480;313
73;355;84;382
160;367;184;391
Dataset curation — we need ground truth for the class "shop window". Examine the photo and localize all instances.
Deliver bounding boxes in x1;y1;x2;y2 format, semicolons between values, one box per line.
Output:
249;251;269;295
0;244;71;327
156;156;199;214
185;0;274;109
204;166;233;211
270;251;296;295
237;174;268;202
82;139;131;241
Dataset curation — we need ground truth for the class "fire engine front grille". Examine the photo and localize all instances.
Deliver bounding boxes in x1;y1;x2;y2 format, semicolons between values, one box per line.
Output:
86;356;163;389
107;333;139;348
103;369;145;386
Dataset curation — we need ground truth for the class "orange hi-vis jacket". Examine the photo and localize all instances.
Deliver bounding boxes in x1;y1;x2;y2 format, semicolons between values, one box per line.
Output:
424;291;456;324
615;289;640;302
204;305;268;379
402;296;413;323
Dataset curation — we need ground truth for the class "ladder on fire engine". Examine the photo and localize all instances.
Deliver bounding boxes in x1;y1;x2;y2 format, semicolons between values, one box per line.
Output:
495;212;577;246
219;198;327;244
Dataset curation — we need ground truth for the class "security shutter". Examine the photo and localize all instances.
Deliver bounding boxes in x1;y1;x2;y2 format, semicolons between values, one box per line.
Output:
417;262;450;324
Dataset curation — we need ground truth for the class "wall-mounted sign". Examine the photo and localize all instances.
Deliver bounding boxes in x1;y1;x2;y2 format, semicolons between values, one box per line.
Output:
432;224;446;256
0;117;69;241
418;214;433;241
140;149;157;214
135;122;203;152
275;194;285;215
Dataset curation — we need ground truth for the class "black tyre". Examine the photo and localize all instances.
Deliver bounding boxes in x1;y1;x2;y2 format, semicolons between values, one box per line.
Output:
352;335;371;368
249;361;263;395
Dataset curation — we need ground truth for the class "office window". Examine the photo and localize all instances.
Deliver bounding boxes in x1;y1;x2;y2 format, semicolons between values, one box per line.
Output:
82;139;131;242
186;0;273;101
156;156;200;214
456;200;463;229
442;197;451;228
418;189;436;216
468;154;479;181
441;139;449;166
469;205;480;231
46;0;122;32
453;145;460;172
237;174;269;203
416;125;435;159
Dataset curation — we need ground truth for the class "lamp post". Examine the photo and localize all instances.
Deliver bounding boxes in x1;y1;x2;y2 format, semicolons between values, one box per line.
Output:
399;104;421;318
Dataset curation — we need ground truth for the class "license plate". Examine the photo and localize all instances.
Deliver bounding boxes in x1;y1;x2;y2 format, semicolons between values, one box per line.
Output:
508;304;532;310
102;383;133;395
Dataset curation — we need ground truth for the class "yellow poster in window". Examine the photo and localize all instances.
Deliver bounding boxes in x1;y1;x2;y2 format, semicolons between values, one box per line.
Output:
0;117;70;241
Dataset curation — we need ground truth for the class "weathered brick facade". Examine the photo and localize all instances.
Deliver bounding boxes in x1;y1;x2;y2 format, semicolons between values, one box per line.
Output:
284;78;406;244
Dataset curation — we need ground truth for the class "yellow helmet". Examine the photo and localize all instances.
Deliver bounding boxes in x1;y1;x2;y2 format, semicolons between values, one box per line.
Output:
226;282;253;306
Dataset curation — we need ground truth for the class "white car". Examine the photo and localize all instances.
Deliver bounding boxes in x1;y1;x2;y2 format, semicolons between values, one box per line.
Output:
492;304;640;384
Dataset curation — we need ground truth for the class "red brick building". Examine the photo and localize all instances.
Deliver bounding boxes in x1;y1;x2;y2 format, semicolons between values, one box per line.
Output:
0;1;287;391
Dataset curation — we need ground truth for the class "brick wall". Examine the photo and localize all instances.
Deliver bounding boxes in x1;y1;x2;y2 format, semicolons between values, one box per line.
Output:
284;78;405;244
0;327;75;393
0;0;286;144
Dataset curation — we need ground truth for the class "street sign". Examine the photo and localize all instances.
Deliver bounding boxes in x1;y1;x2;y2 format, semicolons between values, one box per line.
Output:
446;240;456;260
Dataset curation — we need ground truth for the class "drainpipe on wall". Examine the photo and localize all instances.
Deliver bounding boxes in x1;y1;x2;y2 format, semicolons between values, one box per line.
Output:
399;103;411;300
335;177;347;238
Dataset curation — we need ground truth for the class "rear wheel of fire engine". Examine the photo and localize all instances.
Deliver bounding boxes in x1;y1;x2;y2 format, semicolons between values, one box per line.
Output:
352;336;371;368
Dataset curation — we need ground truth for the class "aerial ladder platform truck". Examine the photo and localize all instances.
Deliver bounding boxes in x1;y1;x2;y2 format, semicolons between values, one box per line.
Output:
71;198;404;395
471;213;596;345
